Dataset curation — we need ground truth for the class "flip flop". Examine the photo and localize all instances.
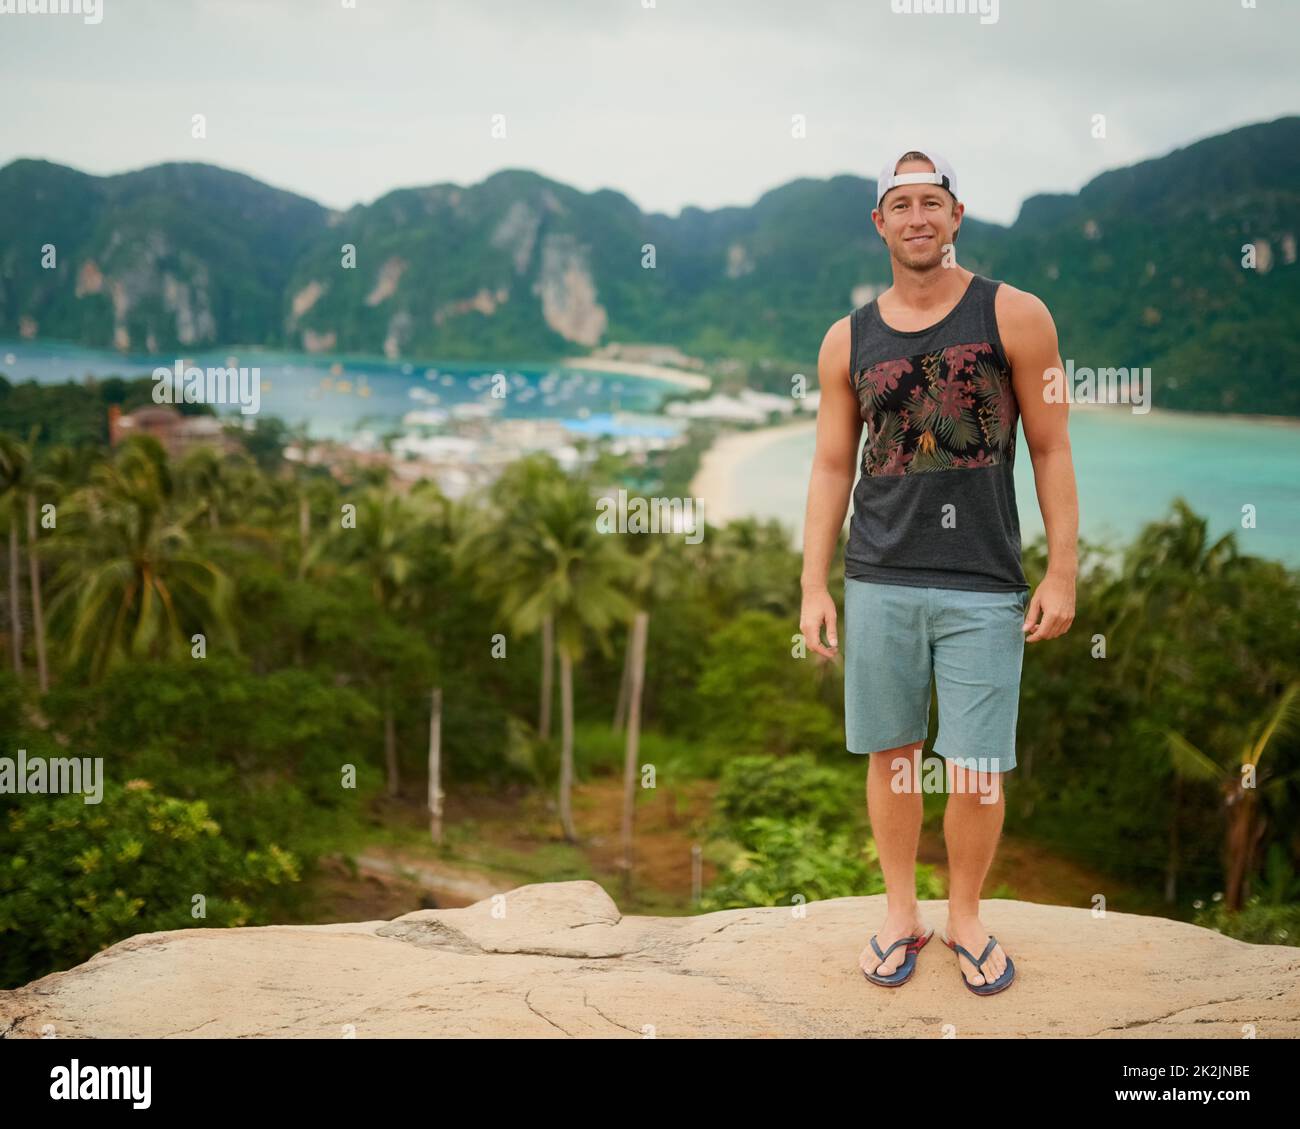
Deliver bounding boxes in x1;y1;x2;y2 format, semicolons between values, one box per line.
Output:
940;930;1015;995
862;926;934;987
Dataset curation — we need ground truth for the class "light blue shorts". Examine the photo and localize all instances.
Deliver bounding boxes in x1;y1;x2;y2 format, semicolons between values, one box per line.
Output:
843;578;1028;773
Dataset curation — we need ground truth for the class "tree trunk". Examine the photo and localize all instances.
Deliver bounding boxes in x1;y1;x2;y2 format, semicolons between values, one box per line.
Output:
428;685;444;846
539;613;554;742
1223;786;1253;912
612;627;632;732
26;493;47;692
1164;772;1182;904
558;645;576;841
384;707;399;799
7;517;21;675
1243;801;1267;906
294;493;308;664
297;493;310;580
619;610;649;898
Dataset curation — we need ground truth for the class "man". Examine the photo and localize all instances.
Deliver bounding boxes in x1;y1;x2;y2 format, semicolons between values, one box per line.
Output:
799;148;1079;995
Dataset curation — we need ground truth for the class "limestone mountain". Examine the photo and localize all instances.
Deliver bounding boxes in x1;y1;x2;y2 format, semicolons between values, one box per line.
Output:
979;116;1300;415
1;114;1296;414
0;159;324;354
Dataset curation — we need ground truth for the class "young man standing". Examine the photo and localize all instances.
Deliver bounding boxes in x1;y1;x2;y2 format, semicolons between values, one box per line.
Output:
799;149;1079;995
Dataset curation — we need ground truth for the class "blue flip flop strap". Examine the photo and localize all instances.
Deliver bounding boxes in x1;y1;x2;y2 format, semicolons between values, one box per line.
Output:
952;935;999;971
871;933;920;962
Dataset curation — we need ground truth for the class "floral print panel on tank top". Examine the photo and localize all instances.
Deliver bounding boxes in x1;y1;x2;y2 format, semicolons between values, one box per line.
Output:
853;340;1019;477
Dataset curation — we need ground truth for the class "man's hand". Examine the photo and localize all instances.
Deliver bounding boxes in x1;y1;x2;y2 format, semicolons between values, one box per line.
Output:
801;586;839;658
1023;572;1075;642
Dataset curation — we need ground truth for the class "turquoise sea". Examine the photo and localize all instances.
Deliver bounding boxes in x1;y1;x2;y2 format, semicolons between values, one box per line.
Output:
3;340;1297;566
0;340;683;439
721;407;1300;567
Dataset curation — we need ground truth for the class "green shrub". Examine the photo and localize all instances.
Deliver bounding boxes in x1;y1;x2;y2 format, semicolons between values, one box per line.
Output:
700;818;945;910
0;779;298;988
712;753;853;843
1193;897;1300;946
695;612;843;758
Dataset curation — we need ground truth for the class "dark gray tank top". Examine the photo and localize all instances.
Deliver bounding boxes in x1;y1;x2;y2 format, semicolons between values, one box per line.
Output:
844;273;1028;592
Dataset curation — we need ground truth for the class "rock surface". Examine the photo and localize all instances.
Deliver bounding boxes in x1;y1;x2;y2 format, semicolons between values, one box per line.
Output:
2;881;1298;1038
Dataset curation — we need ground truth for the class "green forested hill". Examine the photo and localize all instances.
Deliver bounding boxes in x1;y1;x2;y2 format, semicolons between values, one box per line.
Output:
979;117;1300;415
0;160;325;353
1;115;1297;414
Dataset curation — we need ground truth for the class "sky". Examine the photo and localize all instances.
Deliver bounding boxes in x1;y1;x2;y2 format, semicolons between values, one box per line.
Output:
1;0;1297;226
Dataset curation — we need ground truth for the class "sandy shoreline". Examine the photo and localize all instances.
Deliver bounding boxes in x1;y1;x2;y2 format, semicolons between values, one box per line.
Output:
685;400;1300;534
689;420;817;521
561;356;712;391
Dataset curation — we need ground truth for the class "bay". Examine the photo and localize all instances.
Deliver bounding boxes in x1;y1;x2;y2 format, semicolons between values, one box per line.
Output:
713;406;1300;567
0;340;682;440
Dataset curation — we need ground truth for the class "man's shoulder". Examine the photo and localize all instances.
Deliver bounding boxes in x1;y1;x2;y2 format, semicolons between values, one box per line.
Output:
819;310;853;357
991;279;1054;323
817;311;854;385
991;279;1057;350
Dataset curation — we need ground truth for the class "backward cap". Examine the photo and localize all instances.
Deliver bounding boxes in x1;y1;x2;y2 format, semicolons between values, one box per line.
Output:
876;148;958;208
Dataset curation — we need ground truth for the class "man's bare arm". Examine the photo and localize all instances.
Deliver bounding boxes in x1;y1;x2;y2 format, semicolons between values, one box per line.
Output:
999;284;1078;642
799;315;864;658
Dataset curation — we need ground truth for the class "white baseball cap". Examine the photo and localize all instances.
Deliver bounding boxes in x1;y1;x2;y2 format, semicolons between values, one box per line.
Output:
876;148;958;209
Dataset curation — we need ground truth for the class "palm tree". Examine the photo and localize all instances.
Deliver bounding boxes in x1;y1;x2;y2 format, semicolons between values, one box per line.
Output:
0;429;54;689
1108;498;1244;696
457;455;560;740
517;476;634;840
406;479;463;845
0;434;29;676
1100;499;1259;901
1163;682;1300;911
44;436;236;681
176;445;229;530
460;456;634;840
613;536;696;896
329;484;429;798
695;515;801;620
24;472;51;693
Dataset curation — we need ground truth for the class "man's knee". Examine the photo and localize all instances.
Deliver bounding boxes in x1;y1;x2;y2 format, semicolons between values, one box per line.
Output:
867;743;926;795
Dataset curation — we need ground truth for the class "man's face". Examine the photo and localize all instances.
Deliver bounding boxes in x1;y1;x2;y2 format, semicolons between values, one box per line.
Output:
872;158;963;269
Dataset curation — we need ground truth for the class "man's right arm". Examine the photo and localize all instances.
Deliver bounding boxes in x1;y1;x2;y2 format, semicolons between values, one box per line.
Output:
799;314;863;659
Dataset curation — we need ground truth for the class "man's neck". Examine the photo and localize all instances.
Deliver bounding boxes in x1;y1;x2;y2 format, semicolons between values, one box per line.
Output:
885;264;974;311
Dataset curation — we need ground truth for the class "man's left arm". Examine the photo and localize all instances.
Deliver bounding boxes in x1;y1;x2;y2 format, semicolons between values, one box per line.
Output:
998;284;1078;643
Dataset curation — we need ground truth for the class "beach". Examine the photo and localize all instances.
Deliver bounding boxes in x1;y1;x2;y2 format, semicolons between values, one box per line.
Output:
690;420;818;527
687;407;1300;566
562;356;712;391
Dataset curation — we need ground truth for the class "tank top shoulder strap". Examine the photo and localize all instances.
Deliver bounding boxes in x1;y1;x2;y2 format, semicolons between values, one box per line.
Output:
971;274;1010;371
848;300;869;382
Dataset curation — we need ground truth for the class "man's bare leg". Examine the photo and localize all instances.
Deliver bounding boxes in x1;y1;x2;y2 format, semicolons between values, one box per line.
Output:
859;743;928;977
942;763;1009;986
